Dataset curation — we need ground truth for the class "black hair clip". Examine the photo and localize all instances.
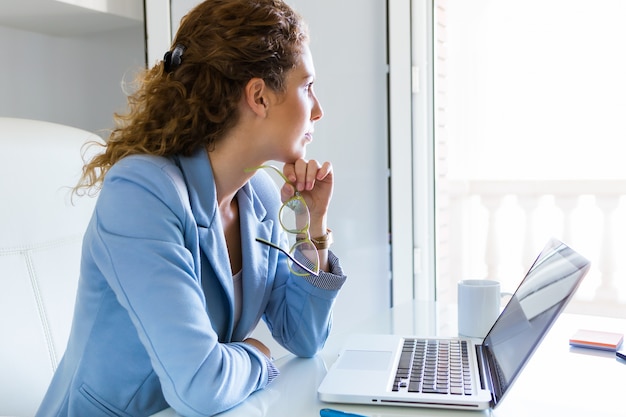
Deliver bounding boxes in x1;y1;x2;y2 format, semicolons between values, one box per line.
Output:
163;44;186;73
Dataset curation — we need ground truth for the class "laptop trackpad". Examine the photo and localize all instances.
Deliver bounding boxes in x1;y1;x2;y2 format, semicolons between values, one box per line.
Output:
336;350;393;371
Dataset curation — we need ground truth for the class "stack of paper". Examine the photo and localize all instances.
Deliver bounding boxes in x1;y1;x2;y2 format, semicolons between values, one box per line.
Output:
569;329;624;351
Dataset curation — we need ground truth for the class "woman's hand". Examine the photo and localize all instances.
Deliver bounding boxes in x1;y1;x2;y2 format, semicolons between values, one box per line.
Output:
281;159;333;237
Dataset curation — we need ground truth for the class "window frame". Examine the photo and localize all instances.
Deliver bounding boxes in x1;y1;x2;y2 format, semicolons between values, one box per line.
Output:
388;0;436;305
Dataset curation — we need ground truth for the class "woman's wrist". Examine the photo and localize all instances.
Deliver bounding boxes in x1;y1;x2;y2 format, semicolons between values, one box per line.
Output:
308;216;327;239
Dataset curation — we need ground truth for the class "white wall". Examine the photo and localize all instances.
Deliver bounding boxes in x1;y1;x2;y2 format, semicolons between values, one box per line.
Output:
285;0;391;327
0;24;145;137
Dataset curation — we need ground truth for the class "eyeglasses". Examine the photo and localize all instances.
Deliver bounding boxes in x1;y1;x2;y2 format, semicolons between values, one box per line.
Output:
245;165;320;277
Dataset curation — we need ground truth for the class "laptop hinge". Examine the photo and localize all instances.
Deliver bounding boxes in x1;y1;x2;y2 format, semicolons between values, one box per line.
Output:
476;343;504;407
476;344;497;407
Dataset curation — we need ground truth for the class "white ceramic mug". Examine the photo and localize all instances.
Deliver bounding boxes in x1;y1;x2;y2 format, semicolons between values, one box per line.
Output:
457;279;502;338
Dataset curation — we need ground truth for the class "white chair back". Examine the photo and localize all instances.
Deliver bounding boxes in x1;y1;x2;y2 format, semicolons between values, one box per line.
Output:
0;118;98;416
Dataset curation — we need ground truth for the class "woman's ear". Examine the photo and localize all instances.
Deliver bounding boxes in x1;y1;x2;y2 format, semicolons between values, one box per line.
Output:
244;78;269;117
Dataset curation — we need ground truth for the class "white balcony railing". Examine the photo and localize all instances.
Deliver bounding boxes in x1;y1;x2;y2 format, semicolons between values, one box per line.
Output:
438;179;626;318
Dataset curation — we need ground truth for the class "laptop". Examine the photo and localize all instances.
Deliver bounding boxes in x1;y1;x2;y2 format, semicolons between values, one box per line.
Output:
318;238;591;410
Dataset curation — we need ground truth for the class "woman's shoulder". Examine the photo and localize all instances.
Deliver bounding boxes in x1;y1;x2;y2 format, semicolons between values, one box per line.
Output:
108;154;175;176
106;154;184;184
103;154;189;203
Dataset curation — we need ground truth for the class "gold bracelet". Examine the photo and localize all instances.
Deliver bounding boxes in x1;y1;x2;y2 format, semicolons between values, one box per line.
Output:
309;228;333;250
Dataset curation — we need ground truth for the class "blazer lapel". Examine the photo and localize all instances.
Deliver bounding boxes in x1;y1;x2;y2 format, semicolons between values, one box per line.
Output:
175;150;280;341
233;182;275;340
174;150;235;338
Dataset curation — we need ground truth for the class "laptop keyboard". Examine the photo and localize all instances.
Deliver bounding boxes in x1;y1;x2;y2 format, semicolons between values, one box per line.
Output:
392;338;473;395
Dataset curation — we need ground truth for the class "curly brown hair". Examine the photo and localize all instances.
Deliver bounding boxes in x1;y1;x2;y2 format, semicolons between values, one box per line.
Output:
75;0;308;195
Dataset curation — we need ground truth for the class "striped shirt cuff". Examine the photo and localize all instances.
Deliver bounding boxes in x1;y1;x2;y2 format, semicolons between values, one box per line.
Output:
302;250;347;290
265;356;281;384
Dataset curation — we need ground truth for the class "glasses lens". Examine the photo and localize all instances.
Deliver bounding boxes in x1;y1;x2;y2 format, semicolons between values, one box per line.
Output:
248;165;320;277
289;239;320;276
279;195;310;234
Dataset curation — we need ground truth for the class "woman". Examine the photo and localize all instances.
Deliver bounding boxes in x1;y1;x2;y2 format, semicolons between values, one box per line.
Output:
36;1;346;416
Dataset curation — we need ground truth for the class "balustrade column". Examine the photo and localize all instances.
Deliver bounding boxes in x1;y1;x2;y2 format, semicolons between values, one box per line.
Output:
518;195;541;268
555;196;578;248
596;196;619;301
481;195;502;280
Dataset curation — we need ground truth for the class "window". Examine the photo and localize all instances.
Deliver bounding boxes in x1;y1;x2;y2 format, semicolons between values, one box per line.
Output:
433;0;626;317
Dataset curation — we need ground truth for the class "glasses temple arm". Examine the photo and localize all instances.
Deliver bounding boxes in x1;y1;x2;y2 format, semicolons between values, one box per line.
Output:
255;237;319;277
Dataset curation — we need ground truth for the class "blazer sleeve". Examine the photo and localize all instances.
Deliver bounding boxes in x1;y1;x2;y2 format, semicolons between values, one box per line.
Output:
249;172;348;358
90;157;275;417
261;250;347;357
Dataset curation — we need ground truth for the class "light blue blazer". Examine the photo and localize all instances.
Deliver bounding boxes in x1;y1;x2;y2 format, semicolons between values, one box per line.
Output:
36;148;347;417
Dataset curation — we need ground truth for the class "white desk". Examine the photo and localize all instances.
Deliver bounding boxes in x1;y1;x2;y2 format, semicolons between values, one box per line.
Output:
153;302;626;417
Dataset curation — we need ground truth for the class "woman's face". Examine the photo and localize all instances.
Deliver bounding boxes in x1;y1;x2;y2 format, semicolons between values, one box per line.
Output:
264;44;324;162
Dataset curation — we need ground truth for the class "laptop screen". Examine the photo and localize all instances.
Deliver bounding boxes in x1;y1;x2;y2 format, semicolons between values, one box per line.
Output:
482;238;591;406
